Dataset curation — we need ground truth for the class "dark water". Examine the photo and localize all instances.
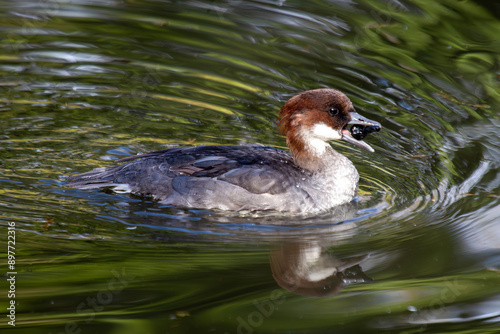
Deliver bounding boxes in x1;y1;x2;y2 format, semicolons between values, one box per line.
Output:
1;0;500;333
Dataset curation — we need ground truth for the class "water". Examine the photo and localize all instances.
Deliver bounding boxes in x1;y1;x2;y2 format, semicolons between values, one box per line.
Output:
1;0;499;333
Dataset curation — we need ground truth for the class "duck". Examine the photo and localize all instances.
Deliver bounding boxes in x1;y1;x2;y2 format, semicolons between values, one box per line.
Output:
66;89;381;214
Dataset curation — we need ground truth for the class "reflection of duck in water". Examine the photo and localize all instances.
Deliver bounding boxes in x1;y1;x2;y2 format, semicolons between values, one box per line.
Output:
270;241;372;297
67;89;380;213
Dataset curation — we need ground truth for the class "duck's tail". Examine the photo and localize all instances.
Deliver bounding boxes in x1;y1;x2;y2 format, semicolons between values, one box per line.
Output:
65;166;119;189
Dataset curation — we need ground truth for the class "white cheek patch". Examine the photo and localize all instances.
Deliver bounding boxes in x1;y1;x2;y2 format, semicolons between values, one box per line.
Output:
299;122;342;155
310;123;342;141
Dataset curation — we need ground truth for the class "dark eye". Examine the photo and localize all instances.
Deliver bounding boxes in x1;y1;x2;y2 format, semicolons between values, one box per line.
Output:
329;107;339;116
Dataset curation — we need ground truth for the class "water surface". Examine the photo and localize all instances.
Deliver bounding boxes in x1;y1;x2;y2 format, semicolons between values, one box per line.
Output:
1;0;500;333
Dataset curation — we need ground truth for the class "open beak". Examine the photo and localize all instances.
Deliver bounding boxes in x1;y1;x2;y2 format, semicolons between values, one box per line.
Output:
341;112;381;153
